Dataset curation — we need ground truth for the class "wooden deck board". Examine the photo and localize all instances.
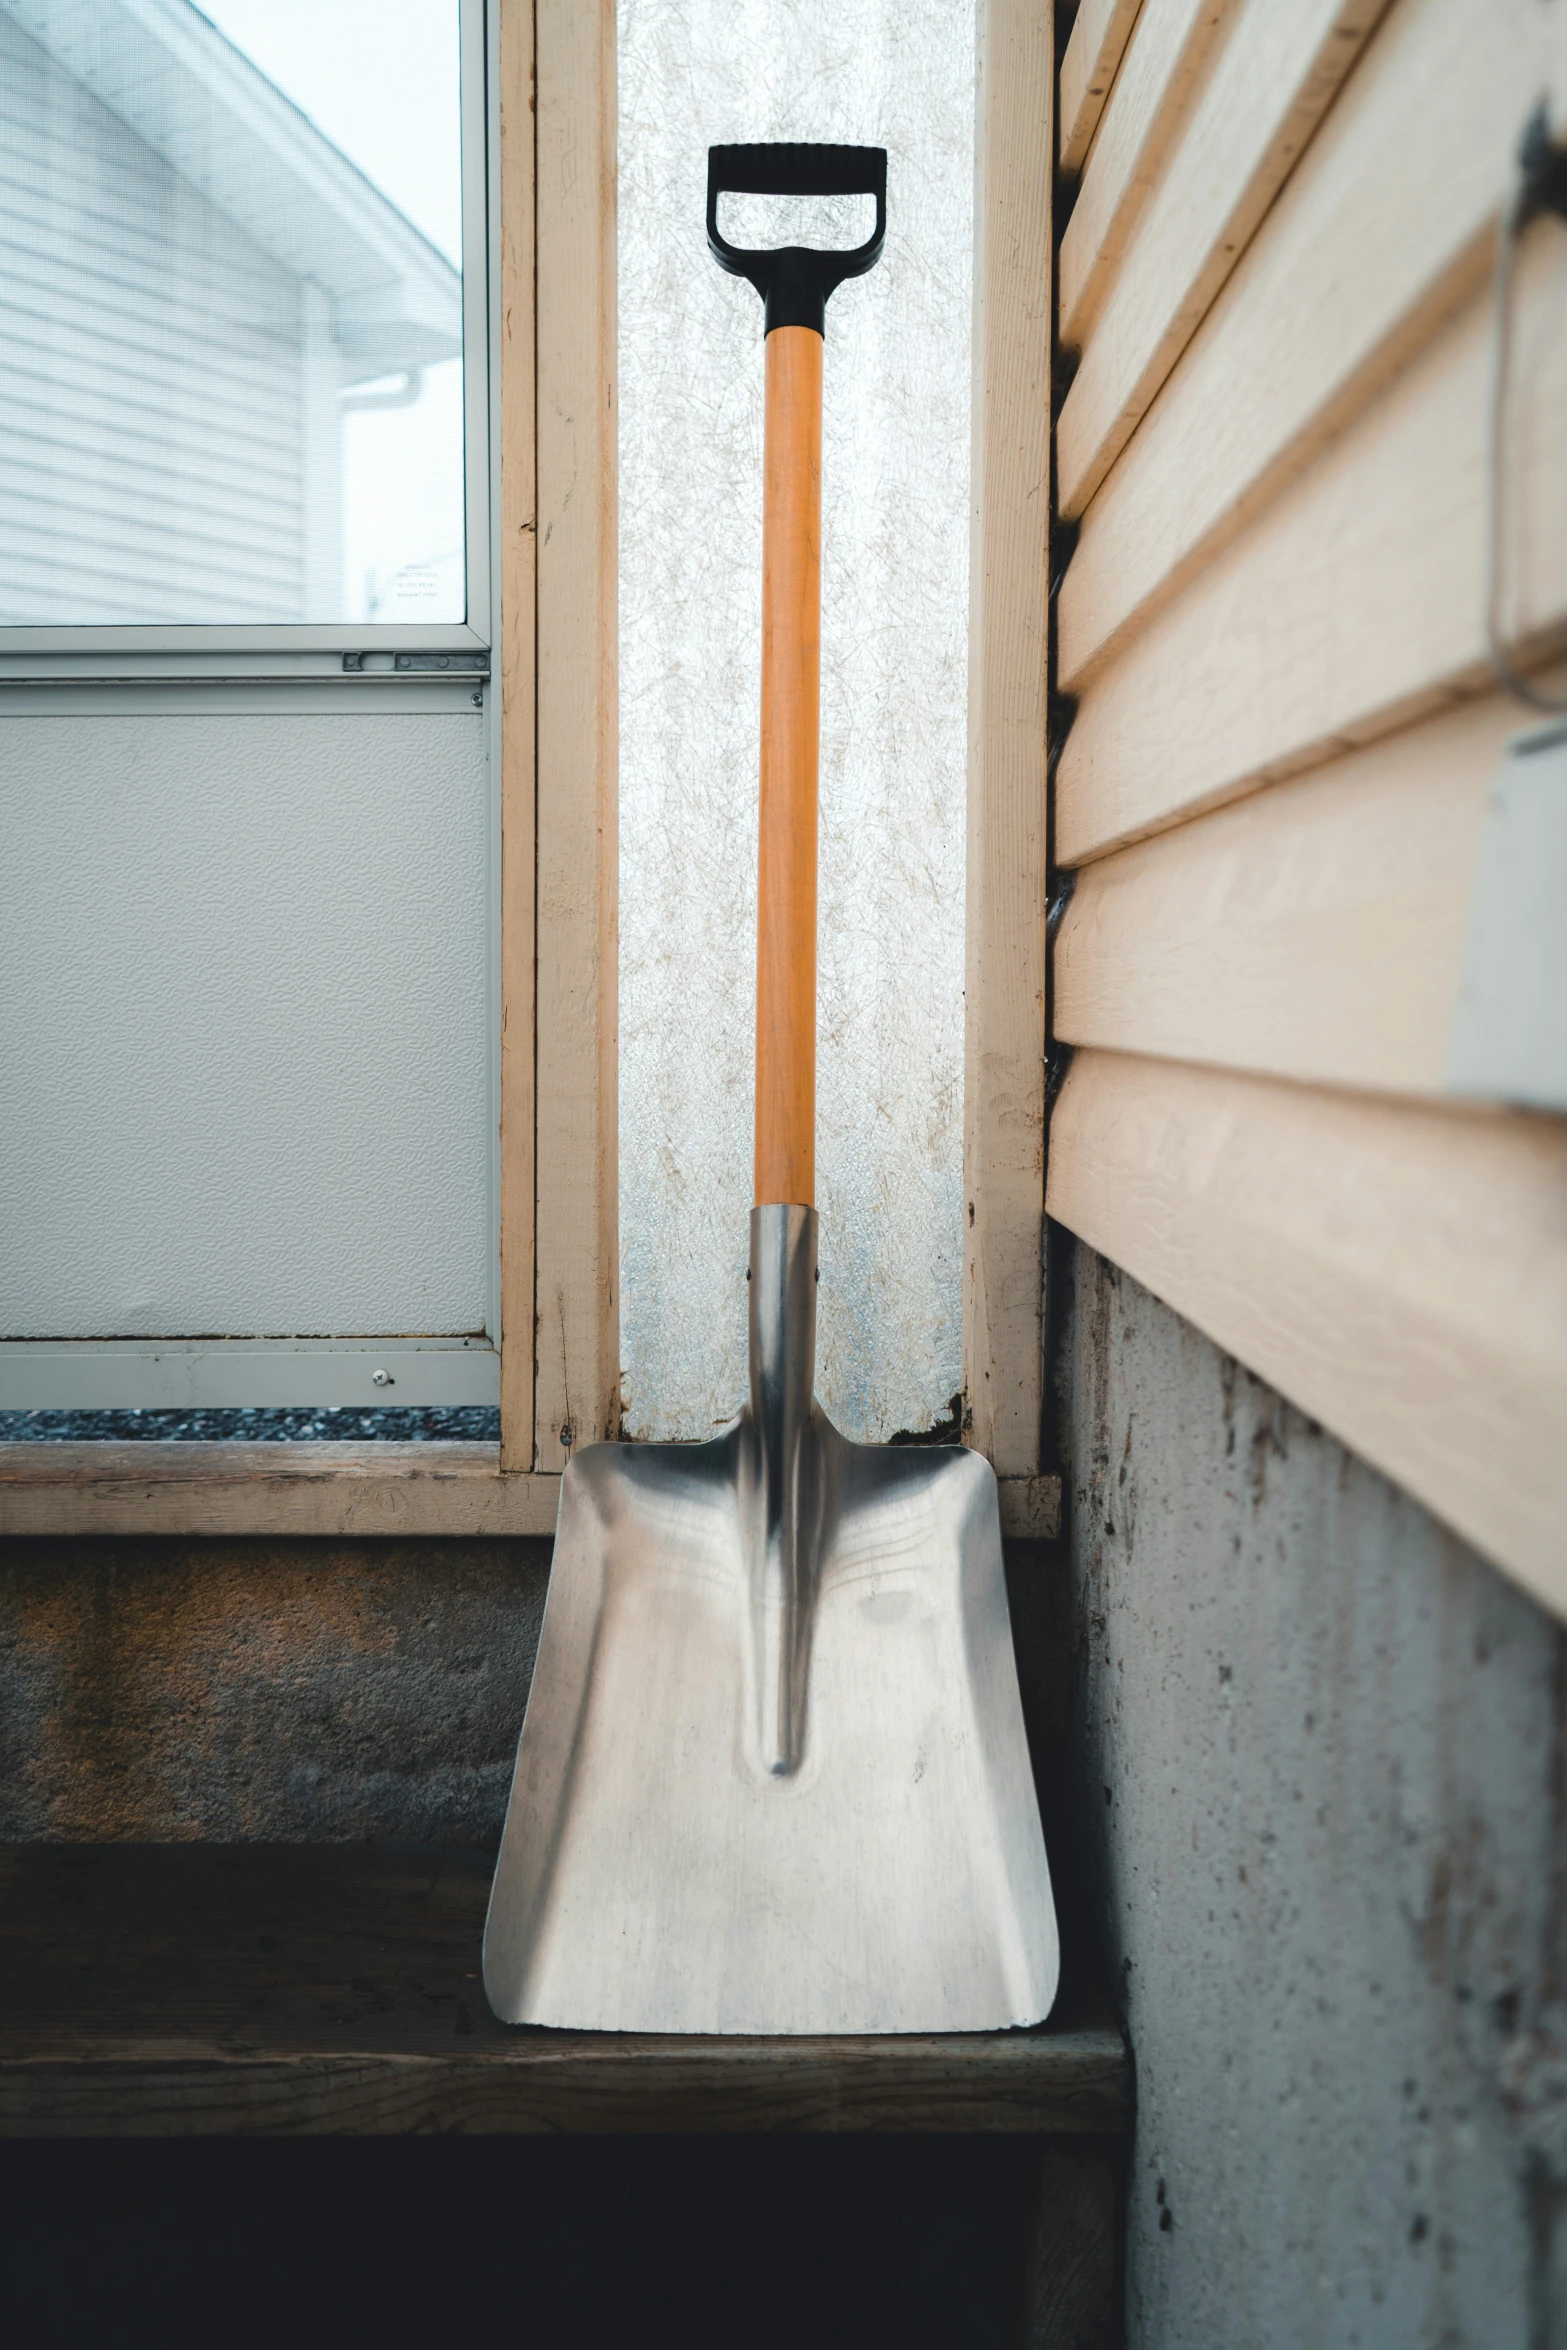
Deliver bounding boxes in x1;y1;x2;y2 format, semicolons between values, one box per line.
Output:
0;1845;1128;2138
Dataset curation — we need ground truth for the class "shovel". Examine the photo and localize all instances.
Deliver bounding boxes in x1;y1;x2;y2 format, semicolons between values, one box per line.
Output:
484;144;1058;2034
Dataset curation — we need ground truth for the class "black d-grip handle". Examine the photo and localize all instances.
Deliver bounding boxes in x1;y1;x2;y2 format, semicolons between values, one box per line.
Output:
707;143;887;335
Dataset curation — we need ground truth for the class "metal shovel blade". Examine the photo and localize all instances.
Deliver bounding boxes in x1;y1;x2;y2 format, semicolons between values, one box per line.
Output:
483;1206;1059;2035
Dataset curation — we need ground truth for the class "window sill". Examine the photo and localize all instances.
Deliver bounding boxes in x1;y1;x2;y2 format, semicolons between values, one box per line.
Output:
0;1444;1059;1543
0;1442;557;1538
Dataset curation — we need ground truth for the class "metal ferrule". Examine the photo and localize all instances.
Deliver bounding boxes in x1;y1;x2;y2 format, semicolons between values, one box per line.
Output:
743;1203;821;1777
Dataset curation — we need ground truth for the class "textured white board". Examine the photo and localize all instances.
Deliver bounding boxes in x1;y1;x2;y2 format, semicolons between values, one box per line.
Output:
0;699;490;1341
617;0;974;1444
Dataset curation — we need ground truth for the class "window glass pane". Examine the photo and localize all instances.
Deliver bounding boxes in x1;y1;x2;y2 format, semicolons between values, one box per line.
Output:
1;694;492;1344
617;0;974;1444
0;0;465;626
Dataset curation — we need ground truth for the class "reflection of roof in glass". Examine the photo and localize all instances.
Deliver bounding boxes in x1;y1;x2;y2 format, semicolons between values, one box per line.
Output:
1;0;462;381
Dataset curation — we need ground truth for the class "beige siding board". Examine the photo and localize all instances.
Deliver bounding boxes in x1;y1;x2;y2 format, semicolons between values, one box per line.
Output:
1048;0;1567;1618
1059;0;1238;350
1058;0;1388;520
1059;0;1144;176
1056;240;1567;866
0;1445;562;1538
498;0;538;1471
963;0;1055;1478
534;0;619;1472
1053;681;1567;1094
1060;0;1564;691
1047;1052;1567;1617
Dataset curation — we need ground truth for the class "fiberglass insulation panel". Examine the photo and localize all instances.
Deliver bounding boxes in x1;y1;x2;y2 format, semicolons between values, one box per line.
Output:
618;0;974;1443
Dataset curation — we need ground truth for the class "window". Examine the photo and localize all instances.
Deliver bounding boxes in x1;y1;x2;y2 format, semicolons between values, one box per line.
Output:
0;0;488;653
0;0;1055;1504
0;0;498;1414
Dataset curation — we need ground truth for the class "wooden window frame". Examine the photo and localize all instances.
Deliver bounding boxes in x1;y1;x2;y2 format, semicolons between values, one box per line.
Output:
0;0;1059;1545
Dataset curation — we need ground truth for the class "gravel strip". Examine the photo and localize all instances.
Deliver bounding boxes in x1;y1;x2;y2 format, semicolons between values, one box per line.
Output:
0;1408;502;1444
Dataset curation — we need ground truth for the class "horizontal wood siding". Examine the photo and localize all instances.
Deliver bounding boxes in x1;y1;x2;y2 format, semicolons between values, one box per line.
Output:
1058;0;1387;517
1058;0;1560;690
1049;0;1567;1603
1058;0;1144;175
1047;1052;1567;1618
0;12;305;624
1058;0;1238;349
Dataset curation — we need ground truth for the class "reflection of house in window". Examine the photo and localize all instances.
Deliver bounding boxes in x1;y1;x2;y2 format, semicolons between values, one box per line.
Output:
0;0;463;625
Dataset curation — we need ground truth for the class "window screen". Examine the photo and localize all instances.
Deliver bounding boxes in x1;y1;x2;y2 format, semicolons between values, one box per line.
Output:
0;0;466;627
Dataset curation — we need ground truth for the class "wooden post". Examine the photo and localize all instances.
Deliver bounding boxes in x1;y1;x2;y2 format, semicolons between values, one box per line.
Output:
964;0;1054;1476
497;0;537;1473
533;0;619;1470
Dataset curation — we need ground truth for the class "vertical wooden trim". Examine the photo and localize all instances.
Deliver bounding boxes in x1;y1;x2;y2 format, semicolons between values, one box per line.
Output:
533;0;619;1470
963;0;1054;1477
497;0;538;1473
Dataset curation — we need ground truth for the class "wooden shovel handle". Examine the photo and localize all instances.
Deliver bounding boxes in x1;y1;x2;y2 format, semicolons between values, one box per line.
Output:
755;325;822;1209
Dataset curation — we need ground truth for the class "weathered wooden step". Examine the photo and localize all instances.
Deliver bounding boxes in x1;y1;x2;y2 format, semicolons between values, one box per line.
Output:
0;1844;1129;2139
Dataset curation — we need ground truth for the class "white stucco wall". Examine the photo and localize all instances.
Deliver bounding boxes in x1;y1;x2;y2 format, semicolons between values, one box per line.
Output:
616;0;975;1443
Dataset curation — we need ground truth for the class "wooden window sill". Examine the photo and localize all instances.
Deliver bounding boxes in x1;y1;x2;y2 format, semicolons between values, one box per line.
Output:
0;1844;1126;2137
0;1444;1059;1541
0;1441;561;1537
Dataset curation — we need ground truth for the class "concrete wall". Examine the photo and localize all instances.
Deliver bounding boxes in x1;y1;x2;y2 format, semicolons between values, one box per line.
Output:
1057;1237;1567;2350
0;1536;549;1842
0;1527;1076;1862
